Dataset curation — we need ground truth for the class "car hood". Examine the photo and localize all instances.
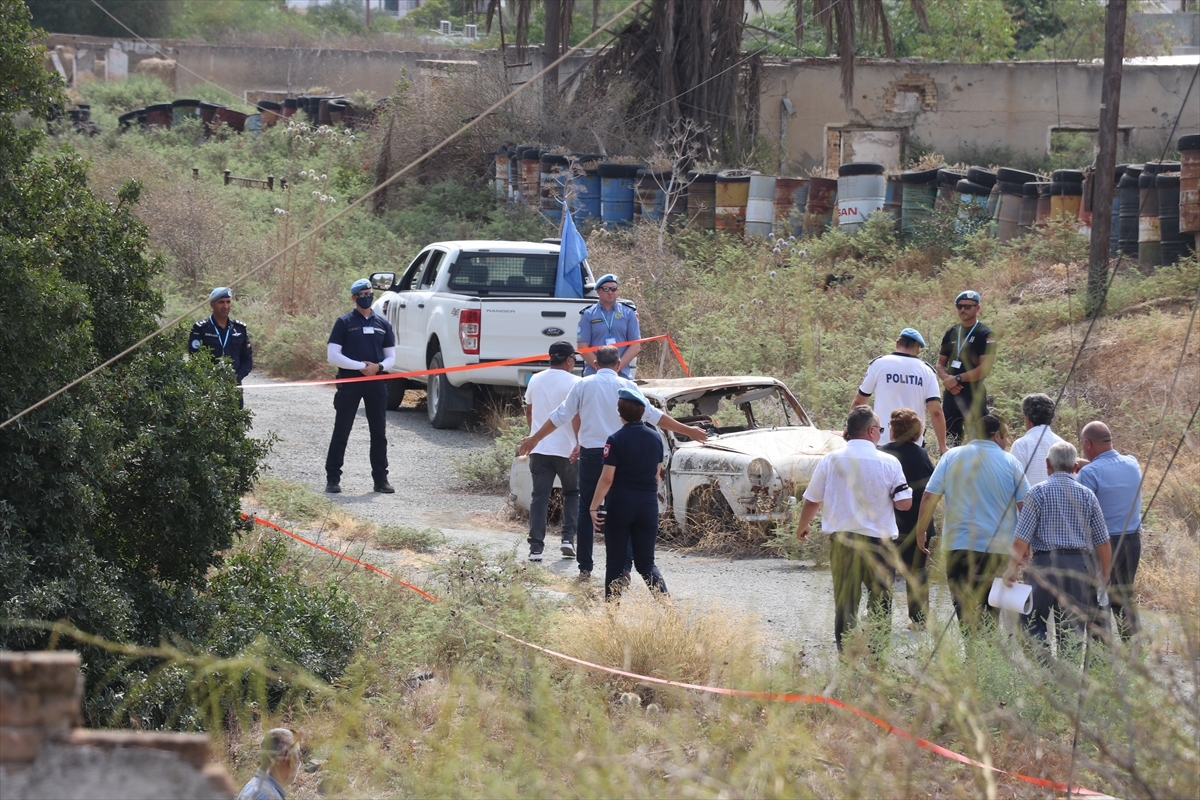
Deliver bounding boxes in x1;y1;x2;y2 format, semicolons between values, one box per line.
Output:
675;428;845;480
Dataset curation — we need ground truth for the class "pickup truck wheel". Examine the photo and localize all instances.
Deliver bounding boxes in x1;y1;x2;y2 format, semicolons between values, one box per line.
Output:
385;374;408;410
426;351;464;429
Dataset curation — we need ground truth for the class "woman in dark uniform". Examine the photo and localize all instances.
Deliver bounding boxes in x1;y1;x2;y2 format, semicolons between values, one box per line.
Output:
589;387;669;600
878;407;937;628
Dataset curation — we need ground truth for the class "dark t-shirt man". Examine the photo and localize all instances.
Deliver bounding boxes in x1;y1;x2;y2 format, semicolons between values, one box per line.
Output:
938;318;995;439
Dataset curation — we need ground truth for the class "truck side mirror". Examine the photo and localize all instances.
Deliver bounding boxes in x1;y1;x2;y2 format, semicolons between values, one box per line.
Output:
370;272;396;291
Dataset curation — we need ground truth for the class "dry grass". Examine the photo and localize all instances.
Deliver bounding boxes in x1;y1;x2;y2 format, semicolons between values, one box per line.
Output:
551;592;763;703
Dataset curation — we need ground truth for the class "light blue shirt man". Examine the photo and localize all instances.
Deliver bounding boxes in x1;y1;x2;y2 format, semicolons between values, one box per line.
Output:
1078;449;1143;535
577;273;641;378
925;439;1030;554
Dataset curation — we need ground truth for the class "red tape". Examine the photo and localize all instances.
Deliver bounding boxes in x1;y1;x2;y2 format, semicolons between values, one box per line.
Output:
245;514;1103;796
241;334;690;388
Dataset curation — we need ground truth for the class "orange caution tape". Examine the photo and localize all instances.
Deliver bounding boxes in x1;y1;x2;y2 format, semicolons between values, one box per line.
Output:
242;334;690;388
244;514;1103;796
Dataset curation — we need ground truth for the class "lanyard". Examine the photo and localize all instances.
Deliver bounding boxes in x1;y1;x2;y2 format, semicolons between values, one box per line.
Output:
955;321;979;361
210;317;231;351
598;305;616;333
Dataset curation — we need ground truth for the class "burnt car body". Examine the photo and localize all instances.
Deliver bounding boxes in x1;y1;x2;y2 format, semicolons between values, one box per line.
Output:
509;376;845;531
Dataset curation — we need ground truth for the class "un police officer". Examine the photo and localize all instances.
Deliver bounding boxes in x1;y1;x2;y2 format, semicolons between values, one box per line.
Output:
589;387;669;601
577;273;641;378
188;287;253;407
324;279;396;494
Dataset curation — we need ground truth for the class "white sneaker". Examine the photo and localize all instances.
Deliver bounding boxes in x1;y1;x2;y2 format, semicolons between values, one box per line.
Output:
529;551;543;562
561;540;576;558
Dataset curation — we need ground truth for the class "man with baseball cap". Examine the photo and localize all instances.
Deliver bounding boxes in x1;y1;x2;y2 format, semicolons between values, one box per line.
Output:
577;273;640;378
852;326;946;453
523;341;582;561
936;290;996;443
188;287;253;408
324;278;396;494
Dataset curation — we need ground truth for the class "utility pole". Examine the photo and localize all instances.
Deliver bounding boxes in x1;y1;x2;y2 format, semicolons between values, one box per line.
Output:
365;0;371;28
1087;0;1127;317
543;0;562;112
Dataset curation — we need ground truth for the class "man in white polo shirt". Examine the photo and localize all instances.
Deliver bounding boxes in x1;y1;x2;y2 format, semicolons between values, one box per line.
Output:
795;406;913;652
518;346;707;580
852;327;947;454
523;342;582;562
1009;393;1065;486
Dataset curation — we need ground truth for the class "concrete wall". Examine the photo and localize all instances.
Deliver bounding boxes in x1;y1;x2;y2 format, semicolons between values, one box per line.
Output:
760;58;1200;173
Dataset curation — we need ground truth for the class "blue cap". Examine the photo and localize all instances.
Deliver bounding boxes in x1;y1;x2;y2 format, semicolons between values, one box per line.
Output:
350;278;371;295
617;386;646;406
595;273;619;288
955;290;981;304
898;327;926;347
208;287;231;302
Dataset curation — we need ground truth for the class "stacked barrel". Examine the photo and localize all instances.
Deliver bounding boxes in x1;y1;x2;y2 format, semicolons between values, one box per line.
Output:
117;93;376;137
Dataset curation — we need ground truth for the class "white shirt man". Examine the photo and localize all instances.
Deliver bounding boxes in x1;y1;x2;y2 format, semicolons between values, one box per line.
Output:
853;327;947;453
522;342;582;561
795;407;912;652
1009;393;1065;486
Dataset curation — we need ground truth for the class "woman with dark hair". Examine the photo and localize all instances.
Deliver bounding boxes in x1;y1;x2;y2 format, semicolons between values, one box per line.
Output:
589;388;669;600
878;407;937;628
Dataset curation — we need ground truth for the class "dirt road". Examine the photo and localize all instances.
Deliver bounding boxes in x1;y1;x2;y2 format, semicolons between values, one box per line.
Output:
244;372;948;660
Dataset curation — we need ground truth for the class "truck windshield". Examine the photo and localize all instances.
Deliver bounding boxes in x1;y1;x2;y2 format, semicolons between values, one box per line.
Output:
449;254;560;295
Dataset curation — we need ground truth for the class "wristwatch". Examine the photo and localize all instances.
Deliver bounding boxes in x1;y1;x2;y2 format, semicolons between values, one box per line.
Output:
955;374;963;384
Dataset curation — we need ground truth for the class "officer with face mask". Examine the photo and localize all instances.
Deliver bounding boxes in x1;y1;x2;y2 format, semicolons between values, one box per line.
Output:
324;278;396;494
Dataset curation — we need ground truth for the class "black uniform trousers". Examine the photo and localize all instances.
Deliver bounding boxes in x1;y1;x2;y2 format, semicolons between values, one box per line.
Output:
577;448;633;576
325;380;388;484
945;549;1006;633
603;488;667;600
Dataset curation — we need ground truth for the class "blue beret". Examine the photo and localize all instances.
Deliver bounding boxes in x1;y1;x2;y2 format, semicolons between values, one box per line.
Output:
617;386;646;406
350;279;371;295
898;327;926;347
208;287;231;302
595;273;619;288
955;290;981;304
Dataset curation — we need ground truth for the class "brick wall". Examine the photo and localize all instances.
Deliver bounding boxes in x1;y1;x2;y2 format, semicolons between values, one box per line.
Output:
0;651;236;800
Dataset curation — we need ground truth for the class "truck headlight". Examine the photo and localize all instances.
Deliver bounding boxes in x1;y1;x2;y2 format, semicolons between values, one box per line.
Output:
746;458;774;488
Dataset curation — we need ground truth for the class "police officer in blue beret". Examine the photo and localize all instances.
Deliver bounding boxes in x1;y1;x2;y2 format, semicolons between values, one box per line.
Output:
188;287;253;408
577;273;641;378
324;279;396;494
588;386;669;601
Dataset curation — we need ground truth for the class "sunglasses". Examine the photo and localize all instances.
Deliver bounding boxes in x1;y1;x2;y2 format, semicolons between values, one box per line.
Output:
956;303;978;310
354;290;373;298
598;285;619;292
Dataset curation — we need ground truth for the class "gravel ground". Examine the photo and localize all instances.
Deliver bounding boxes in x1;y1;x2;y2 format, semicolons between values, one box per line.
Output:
244;371;958;662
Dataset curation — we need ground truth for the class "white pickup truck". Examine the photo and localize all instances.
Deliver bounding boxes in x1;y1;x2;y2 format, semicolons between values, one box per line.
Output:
369;240;599;428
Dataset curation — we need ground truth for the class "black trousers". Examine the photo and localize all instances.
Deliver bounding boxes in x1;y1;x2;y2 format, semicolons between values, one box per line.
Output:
942;389;988;442
830;532;895;652
945;549;1005;633
325;380;388;483
603;489;667;600
527;453;579;553
1108;532;1141;640
897;526;934;624
1024;550;1101;648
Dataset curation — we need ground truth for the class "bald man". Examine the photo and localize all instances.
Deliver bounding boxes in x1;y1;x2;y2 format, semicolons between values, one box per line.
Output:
1078;421;1144;640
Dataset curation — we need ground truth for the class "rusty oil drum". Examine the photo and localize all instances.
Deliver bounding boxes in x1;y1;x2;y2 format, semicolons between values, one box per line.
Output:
1177;134;1200;235
715;170;755;235
804;177;837;236
687;171;717;231
773;177;808;234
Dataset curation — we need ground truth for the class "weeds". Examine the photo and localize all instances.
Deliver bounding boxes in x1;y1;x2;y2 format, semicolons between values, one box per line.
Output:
374;524;446;552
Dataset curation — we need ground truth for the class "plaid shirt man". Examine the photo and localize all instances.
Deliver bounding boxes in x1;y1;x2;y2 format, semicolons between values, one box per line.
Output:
1015;472;1109;552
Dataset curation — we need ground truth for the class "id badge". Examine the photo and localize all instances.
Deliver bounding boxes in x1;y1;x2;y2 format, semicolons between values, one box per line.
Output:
362;327;375;335
950;360;962;369
605;337;617;346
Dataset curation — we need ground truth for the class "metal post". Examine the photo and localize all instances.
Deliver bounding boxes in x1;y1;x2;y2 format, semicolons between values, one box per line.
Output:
268;175;275;191
192;167;199;181
223;169;232;186
1087;0;1127;317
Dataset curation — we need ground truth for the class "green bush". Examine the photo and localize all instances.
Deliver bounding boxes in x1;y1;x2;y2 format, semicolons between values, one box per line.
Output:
450;418;528;491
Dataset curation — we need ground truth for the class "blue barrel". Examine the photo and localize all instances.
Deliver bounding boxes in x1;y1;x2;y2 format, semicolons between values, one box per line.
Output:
570;154;603;220
635;169;668;222
540;153;570;225
598;162;641;228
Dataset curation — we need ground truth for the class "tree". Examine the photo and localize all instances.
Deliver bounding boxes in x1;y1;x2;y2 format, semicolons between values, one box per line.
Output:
24;0;182;38
0;0;267;722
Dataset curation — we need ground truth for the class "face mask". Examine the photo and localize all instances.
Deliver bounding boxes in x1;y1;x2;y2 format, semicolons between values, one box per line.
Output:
355;294;373;309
